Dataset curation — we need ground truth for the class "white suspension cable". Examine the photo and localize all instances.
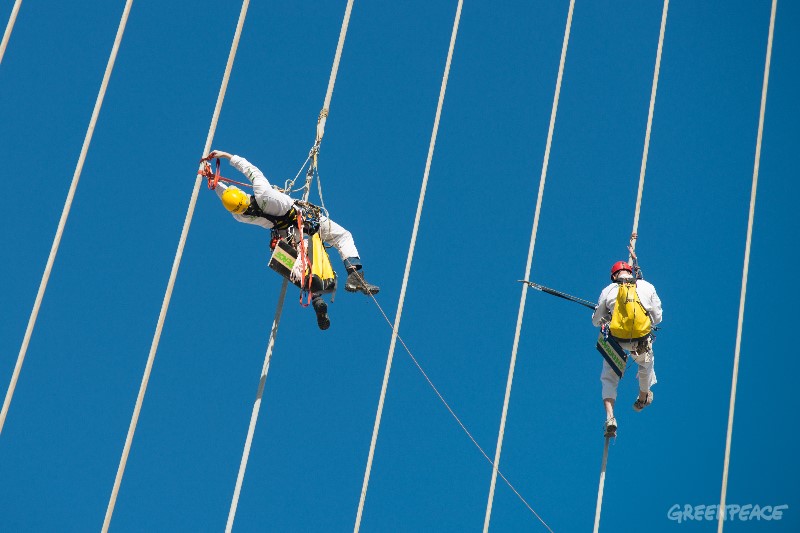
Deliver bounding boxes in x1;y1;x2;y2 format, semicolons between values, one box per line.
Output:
718;1;776;531
353;2;463;531
631;0;670;247
226;2;356;527
593;438;610;533
226;280;288;533
316;0;355;144
483;2;574;530
0;0;134;437
0;0;22;65
596;2;669;528
101;2;251;530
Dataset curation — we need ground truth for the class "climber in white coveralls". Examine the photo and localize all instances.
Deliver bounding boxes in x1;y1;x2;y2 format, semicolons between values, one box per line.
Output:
592;259;662;438
206;150;379;331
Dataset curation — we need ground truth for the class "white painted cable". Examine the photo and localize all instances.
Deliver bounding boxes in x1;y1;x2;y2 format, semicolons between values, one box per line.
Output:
316;0;355;143
593;438;610;533
224;4;357;528
597;2;670;528
353;2;463;531
102;2;251;530
483;2;574;530
227;280;288;533
0;0;134;437
718;1;776;531
631;0;670;247
0;0;22;65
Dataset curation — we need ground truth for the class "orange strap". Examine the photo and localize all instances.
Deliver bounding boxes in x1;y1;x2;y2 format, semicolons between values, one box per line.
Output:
295;211;314;307
198;157;252;190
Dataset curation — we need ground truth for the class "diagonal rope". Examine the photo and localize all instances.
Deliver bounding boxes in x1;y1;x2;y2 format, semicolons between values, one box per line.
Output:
597;2;669;529
226;2;356;529
101;2;251;530
483;1;574;530
718;1;777;531
365;292;554;531
0;0;22;65
0;0;133;437
353;2;463;531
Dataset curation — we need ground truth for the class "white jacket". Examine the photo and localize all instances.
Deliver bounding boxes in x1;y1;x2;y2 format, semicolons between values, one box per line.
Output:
214;155;295;229
592;278;663;327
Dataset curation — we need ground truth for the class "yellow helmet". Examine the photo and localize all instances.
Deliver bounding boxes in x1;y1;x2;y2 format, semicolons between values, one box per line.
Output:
221;187;250;214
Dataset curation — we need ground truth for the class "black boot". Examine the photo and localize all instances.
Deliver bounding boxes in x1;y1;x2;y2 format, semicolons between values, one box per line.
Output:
344;269;380;295
312;296;330;330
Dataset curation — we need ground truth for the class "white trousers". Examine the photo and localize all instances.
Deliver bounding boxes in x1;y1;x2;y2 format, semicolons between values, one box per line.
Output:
317;216;359;261
600;340;657;400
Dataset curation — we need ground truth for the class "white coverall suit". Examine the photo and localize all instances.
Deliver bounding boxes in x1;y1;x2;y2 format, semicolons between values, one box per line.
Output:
591;278;663;400
214;155;360;263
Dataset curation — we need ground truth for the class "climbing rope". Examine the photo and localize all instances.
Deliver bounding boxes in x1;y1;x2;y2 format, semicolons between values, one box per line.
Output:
718;2;776;532
0;0;22;66
281;153;313;193
102;2;252;531
0;0;134;437
595;2;669;530
362;290;553;531
226;2;355;530
353;2;462;531
483;1;574;530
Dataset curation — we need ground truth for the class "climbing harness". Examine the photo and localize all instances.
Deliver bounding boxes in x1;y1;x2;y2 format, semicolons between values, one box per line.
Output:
263;201;335;306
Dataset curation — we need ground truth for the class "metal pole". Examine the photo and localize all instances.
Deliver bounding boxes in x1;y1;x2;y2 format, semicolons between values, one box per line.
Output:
519;281;597;309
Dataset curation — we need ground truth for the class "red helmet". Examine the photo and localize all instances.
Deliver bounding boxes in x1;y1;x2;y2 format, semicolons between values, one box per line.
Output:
610;261;633;280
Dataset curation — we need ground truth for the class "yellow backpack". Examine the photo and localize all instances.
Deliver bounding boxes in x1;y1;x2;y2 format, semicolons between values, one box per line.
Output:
609;281;651;341
309;233;336;294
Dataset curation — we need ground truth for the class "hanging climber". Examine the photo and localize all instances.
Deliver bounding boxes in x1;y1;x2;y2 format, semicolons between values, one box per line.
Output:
205;150;380;330
591;247;662;438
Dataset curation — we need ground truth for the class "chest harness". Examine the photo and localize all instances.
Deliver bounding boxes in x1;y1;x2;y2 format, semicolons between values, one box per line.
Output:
243;196;322;248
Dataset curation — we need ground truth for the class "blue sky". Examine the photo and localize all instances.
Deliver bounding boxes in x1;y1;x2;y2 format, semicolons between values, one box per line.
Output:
1;1;798;531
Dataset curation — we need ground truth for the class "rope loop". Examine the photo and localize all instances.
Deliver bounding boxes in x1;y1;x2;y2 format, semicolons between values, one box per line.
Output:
198;157;252;190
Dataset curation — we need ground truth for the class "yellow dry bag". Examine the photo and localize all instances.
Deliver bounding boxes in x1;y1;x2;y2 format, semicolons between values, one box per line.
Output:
609;281;651;341
310;233;336;294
